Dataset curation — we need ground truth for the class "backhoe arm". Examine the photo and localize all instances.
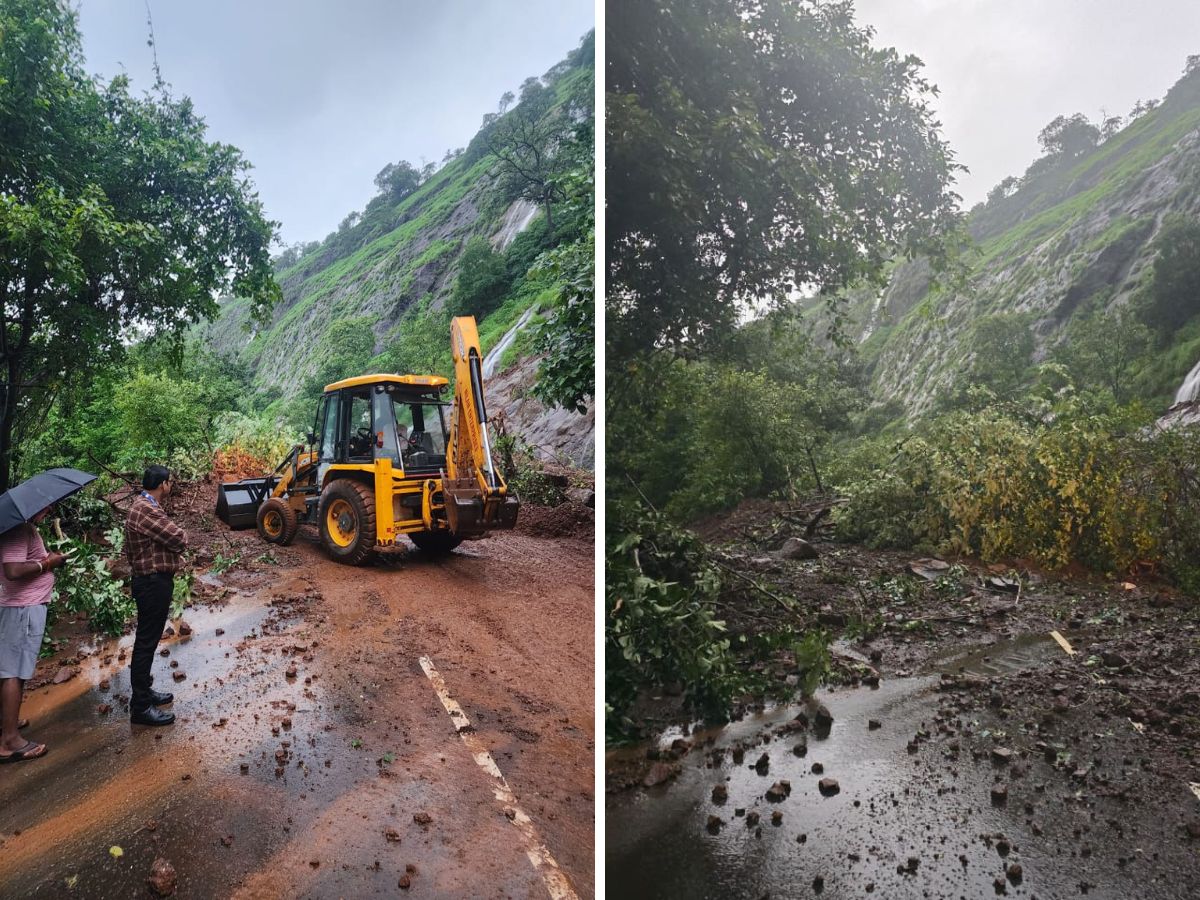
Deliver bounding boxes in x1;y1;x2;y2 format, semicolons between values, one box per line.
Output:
444;316;519;535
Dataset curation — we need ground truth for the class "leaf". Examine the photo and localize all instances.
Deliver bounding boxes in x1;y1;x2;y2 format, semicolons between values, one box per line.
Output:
109;845;123;858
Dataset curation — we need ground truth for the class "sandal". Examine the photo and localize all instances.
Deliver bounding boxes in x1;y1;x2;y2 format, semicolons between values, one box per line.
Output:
0;740;47;763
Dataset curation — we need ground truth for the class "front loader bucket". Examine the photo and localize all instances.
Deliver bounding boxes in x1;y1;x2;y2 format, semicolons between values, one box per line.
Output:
216;478;274;530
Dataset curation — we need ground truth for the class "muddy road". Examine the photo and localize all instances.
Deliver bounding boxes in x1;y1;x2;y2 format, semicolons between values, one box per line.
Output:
0;490;594;899
608;499;1200;899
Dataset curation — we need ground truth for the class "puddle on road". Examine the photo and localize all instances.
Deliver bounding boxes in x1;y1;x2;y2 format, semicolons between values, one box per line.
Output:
607;631;1118;900
0;587;351;899
924;631;1065;679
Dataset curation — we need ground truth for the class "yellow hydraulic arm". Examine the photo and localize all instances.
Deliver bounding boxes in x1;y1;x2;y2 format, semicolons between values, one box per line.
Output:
445;316;519;535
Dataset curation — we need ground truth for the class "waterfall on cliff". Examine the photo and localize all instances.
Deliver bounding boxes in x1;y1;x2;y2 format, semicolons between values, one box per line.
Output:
1175;357;1200;405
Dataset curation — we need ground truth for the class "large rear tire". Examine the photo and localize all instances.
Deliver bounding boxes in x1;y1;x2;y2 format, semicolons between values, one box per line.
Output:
408;531;463;556
256;498;299;546
318;480;377;565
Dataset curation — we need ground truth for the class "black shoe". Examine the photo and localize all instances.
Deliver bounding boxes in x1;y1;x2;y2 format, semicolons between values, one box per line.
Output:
149;689;173;706
131;706;175;727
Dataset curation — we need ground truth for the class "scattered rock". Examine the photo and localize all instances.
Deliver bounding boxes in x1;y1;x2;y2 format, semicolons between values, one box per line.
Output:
765;781;791;802
771;810;783;826
178;621;192;636
384;828;401;843
868;719;882;731
215;628;225;636
775;537;819;560
711;784;728;804
97;703;112;715
642;761;681;787
172;671;186;682
412;812;432;826
813;704;834;734
398;874;411;890
818;777;840;796
1007;862;1023;884
1101;651;1128;669
745;810;760;827
147;858;177;897
51;666;77;685
991;785;1008;805
991;747;1013;764
811;762;824;775
706;815;723;833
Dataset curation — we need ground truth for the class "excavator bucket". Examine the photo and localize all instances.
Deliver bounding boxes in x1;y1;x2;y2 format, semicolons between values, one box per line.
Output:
216;477;273;529
443;477;520;537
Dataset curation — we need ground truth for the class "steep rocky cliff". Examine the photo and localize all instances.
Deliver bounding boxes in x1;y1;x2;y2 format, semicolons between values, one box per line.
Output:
203;35;594;468
820;67;1200;417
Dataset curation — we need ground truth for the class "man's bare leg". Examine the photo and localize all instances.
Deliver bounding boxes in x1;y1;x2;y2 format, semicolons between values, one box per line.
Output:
0;676;30;752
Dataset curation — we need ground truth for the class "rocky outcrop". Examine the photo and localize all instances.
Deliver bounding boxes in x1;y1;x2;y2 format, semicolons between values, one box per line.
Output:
824;68;1200;417
486;352;594;470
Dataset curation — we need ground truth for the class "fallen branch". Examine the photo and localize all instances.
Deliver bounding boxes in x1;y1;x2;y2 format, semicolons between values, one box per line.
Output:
712;557;797;613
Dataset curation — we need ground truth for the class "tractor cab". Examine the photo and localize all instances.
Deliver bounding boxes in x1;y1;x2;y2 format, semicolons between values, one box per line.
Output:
313;374;451;484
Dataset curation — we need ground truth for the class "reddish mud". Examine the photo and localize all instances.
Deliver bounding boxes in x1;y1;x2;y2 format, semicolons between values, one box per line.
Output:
0;486;595;898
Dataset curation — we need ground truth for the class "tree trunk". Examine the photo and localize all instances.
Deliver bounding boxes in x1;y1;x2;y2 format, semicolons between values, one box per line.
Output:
0;361;19;492
543;196;554;239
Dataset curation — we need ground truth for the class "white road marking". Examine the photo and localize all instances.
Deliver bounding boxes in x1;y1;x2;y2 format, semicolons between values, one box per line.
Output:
418;655;580;900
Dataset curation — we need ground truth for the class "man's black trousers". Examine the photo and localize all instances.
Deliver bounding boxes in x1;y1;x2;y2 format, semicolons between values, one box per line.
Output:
129;572;173;712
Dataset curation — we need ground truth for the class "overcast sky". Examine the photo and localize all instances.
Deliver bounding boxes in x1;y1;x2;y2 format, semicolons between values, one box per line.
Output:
854;0;1200;208
77;1;593;245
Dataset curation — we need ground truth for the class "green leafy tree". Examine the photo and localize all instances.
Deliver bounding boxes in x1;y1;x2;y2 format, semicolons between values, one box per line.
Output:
0;0;279;487
484;73;589;237
449;237;510;318
1037;113;1100;159
1141;214;1200;337
373;160;423;200
1055;306;1151;403
940;313;1034;409
114;371;206;456
607;0;962;358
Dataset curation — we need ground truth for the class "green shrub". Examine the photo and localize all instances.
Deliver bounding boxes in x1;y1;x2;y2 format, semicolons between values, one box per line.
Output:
837;401;1200;589
48;535;135;637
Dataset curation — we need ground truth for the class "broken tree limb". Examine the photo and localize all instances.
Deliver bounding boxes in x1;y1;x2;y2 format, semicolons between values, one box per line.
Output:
1050;630;1076;656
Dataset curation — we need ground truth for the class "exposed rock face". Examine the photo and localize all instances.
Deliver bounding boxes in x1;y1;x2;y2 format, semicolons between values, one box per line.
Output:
810;70;1200;417
487;351;595;470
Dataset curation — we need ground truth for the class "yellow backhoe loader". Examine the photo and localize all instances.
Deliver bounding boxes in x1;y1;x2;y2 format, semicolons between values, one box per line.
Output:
216;316;519;564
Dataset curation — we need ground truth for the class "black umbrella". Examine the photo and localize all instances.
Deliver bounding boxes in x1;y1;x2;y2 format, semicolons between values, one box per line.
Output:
0;468;97;538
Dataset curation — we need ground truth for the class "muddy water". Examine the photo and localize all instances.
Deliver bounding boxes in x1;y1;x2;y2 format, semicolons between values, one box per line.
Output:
0;521;597;899
607;633;1151;900
0;588;345;898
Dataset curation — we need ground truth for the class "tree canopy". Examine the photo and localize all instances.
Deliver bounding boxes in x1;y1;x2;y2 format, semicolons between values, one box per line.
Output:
606;0;962;358
0;0;280;486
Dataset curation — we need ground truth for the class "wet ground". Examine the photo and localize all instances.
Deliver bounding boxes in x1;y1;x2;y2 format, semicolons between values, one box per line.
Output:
0;487;595;899
607;500;1200;899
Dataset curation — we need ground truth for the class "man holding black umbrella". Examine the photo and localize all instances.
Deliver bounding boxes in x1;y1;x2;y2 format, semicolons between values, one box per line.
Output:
125;465;187;727
0;506;67;762
0;466;96;761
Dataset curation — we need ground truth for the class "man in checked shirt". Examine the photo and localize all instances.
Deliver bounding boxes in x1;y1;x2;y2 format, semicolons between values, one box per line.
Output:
125;465;187;726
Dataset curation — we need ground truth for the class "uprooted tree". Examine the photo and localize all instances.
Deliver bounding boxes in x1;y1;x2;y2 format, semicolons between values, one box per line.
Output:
0;0;280;488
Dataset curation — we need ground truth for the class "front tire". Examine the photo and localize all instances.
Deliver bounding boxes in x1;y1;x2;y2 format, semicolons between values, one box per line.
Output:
408;531;463;555
257;498;299;546
318;480;377;565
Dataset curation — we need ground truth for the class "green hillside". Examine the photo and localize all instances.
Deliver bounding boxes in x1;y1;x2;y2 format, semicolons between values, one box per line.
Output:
205;33;595;429
814;64;1200;416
